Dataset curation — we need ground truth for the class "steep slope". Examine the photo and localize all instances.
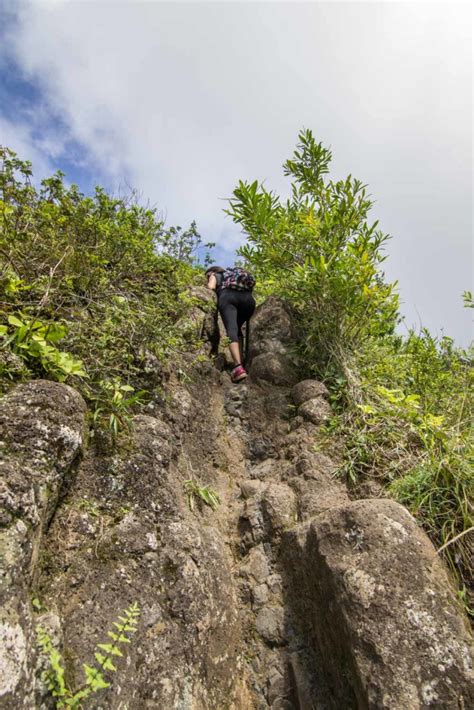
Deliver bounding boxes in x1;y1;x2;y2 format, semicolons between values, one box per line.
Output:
0;295;472;709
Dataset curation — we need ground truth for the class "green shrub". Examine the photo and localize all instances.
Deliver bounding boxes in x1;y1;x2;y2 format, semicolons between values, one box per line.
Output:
227;128;399;386
0;146;207;433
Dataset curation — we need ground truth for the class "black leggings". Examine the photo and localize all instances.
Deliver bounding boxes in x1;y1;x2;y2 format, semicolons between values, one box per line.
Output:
218;289;256;343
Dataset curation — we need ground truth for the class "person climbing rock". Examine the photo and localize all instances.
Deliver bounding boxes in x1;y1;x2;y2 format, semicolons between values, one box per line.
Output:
205;265;256;382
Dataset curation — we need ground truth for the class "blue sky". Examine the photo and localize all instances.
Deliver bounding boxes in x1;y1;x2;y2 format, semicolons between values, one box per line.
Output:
1;1;472;344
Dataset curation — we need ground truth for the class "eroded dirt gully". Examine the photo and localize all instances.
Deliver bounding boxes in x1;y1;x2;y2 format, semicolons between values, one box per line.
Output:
0;294;473;709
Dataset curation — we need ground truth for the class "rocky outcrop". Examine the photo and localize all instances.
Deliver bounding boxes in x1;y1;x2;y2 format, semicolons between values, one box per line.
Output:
234;299;473;708
283;499;474;709
248;297;295;362
248;298;299;387
251;353;298;387
1;297;472;709
0;381;87;708
31;378;243;709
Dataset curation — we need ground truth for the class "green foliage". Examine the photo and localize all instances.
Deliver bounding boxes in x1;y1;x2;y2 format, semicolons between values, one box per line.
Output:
338;330;473;607
37;602;140;709
228;129;473;611
227;128;399;382
184;479;220;511
0;146;205;433
160;220;215;266
2;313;87;380
91;378;146;438
462;290;473;309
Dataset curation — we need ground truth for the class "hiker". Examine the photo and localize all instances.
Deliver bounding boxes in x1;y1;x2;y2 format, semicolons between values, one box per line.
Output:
205;265;256;382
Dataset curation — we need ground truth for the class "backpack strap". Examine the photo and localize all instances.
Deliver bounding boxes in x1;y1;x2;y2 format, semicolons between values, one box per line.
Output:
215;272;224;292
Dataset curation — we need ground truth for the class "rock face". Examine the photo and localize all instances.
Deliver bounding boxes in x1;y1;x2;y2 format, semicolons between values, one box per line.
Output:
248;298;299;388
0;381;87;708
1;298;472;710
32;383;242;709
248;297;294;362
283;499;474;709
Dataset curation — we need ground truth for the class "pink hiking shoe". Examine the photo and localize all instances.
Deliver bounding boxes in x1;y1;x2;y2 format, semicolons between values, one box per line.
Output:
231;364;247;383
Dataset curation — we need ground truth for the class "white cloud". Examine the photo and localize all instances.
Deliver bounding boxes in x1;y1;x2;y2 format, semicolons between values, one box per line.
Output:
2;0;472;343
0;114;55;179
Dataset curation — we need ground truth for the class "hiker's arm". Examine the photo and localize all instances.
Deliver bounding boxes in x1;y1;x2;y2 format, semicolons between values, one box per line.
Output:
207;274;217;291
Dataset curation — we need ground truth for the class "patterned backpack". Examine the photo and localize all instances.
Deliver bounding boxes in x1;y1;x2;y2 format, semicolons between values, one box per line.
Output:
221;267;256;292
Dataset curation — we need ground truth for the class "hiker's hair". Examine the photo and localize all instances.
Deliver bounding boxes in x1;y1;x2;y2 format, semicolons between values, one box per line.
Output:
205;265;225;276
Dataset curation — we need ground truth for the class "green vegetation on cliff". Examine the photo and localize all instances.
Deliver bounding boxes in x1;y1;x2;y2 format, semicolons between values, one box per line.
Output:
228;129;473;609
0;147;208;433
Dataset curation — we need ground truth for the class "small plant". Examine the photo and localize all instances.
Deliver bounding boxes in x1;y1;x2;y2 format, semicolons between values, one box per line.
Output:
37;602;140;709
91;379;145;437
184;479;220;511
74;498;101;518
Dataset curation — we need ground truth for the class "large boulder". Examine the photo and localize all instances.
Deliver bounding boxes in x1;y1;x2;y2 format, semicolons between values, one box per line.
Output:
0;381;87;708
298;397;332;425
248;297;294;360
251;353;298;387
292;379;329;406
283;498;474;709
247;297;301;387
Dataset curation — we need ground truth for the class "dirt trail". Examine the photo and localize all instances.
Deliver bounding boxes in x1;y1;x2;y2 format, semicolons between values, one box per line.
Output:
218;374;337;709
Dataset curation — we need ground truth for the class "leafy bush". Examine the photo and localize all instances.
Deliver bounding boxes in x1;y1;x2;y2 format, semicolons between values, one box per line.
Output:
0;146;206;433
227;128;400;387
228;129;473;612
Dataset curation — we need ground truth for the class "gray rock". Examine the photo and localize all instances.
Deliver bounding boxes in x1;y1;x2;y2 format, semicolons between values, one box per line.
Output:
0;380;87;708
267;664;285;704
240;496;266;547
249;337;291;360
225;401;243;419
240;479;265;499
187;285;217;307
289;476;349;520
252;583;269;608
169;387;193;426
250;297;294;348
261;483;297;535
297;397;331;425
283;498;474;709
267;574;283;596
295;452;337;479
241;545;270;583
251;353;298;387
250;458;277;480
255;606;286;646
292;379;329;407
